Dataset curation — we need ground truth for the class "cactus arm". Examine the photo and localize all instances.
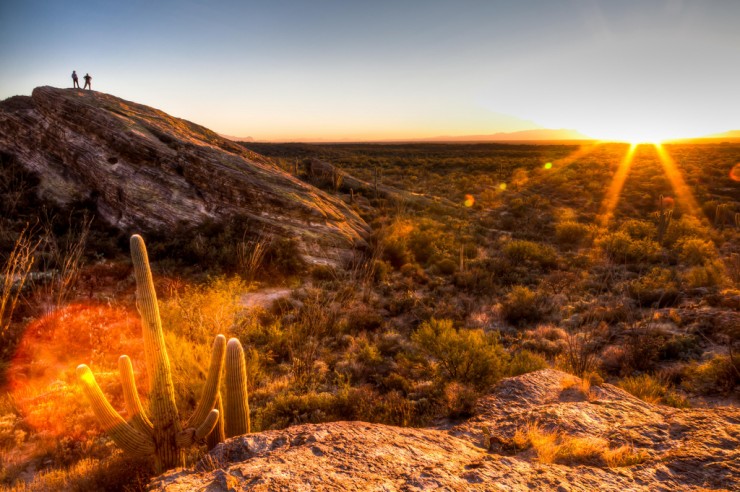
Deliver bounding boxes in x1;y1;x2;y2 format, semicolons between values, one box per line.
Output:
176;409;220;448
130;234;183;470
77;364;155;456
224;338;251;438
206;392;225;450
118;355;153;434
185;334;226;429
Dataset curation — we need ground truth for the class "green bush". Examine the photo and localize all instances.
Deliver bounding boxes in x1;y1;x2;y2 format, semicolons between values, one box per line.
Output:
596;231;661;264
412;318;506;389
681;260;726;289
555;221;591;248
619;219;656;240
503;240;558;269
507;349;549;376
264;237;306;276
676;237;716;266
681;354;740;395
628;268;680;307
501;286;550;326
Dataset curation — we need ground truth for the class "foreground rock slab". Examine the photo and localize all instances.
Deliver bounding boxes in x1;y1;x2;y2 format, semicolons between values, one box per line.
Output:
151;370;739;491
0;87;369;264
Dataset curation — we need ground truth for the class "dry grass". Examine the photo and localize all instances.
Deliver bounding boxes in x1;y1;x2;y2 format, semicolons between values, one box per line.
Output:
618;373;667;404
512;423;648;468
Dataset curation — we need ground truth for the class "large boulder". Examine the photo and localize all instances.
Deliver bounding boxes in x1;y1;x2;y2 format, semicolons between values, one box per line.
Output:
0;87;369;265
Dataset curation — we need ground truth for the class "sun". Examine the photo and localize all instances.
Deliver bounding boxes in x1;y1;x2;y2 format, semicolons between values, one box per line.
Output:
578;121;690;145
598;129;668;145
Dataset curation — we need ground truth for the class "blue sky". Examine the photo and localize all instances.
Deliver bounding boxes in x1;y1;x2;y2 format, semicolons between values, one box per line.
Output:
1;0;739;141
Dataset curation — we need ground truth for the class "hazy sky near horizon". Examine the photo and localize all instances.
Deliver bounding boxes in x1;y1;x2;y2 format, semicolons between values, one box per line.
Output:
1;0;739;141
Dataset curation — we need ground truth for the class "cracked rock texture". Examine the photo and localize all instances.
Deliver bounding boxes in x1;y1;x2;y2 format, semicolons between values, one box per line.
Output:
150;370;739;491
0;87;369;264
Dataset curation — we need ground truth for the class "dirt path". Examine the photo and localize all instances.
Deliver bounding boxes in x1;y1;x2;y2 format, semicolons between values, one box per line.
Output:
239;288;292;310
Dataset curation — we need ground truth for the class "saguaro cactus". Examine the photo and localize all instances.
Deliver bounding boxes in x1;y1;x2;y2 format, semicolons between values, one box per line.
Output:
224;337;251;437
76;235;226;472
657;194;673;245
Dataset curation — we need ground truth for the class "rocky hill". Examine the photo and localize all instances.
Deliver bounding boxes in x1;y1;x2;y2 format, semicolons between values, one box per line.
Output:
151;370;739;491
0;87;369;264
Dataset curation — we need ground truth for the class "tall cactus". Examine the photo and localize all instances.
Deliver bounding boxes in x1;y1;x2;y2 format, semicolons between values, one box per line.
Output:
657;194;673;245
76;235;226;472
225;337;251;437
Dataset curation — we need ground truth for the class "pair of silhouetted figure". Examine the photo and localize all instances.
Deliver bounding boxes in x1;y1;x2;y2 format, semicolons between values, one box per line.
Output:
72;70;92;90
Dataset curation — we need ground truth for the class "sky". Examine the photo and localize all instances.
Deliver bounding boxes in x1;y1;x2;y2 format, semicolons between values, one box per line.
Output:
1;0;739;142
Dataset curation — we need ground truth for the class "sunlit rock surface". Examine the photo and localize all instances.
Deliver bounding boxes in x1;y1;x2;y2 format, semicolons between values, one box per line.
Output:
0;87;369;264
150;370;739;491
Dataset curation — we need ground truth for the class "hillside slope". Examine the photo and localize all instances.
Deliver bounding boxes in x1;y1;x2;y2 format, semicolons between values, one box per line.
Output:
0;87;369;264
151;370;739;491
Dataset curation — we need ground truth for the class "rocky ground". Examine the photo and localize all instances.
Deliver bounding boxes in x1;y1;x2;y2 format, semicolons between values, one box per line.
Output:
150;369;739;491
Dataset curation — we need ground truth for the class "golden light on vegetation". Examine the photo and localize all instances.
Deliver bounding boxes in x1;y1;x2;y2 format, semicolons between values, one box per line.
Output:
464;194;475;207
598;144;637;227
654;144;704;220
499;183;507;191
9;304;143;438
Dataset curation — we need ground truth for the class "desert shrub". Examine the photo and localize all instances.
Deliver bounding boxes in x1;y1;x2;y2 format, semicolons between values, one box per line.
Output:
159;276;247;342
560;323;606;377
619;219;656;240
503;240;558;269
676;237;716;266
4;452;151;492
596;231;661;264
628;267;680;307
620;324;668;373
371;259;391;283
310;264;337;281
501;286;550;326
659;334;701;361
555;221;591;248
681;260;726;289
507;349;549;376
618;374;667;404
382;237;412;269
521;325;568;357
442;382;479;418
681;354;740;395
435;258;457;276
618;373;690;408
264;237;306;276
663;215;711;247
345;305;384;332
412;318;506;389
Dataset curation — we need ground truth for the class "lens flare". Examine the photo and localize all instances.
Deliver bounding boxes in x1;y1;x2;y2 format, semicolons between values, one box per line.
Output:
544;162;552;170
9;303;144;438
730;163;740;182
464;194;475;207
598;144;637;227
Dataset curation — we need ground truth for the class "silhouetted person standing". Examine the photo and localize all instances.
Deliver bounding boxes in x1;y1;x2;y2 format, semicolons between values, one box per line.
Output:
83;73;92;90
72;70;79;88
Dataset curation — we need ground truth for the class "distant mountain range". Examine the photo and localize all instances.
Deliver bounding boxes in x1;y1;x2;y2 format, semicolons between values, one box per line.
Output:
418;128;592;142
222;127;740;144
219;134;254;142
700;130;740;140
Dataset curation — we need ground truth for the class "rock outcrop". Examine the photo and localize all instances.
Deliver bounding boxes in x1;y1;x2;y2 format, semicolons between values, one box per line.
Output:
0;87;369;264
150;369;739;491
